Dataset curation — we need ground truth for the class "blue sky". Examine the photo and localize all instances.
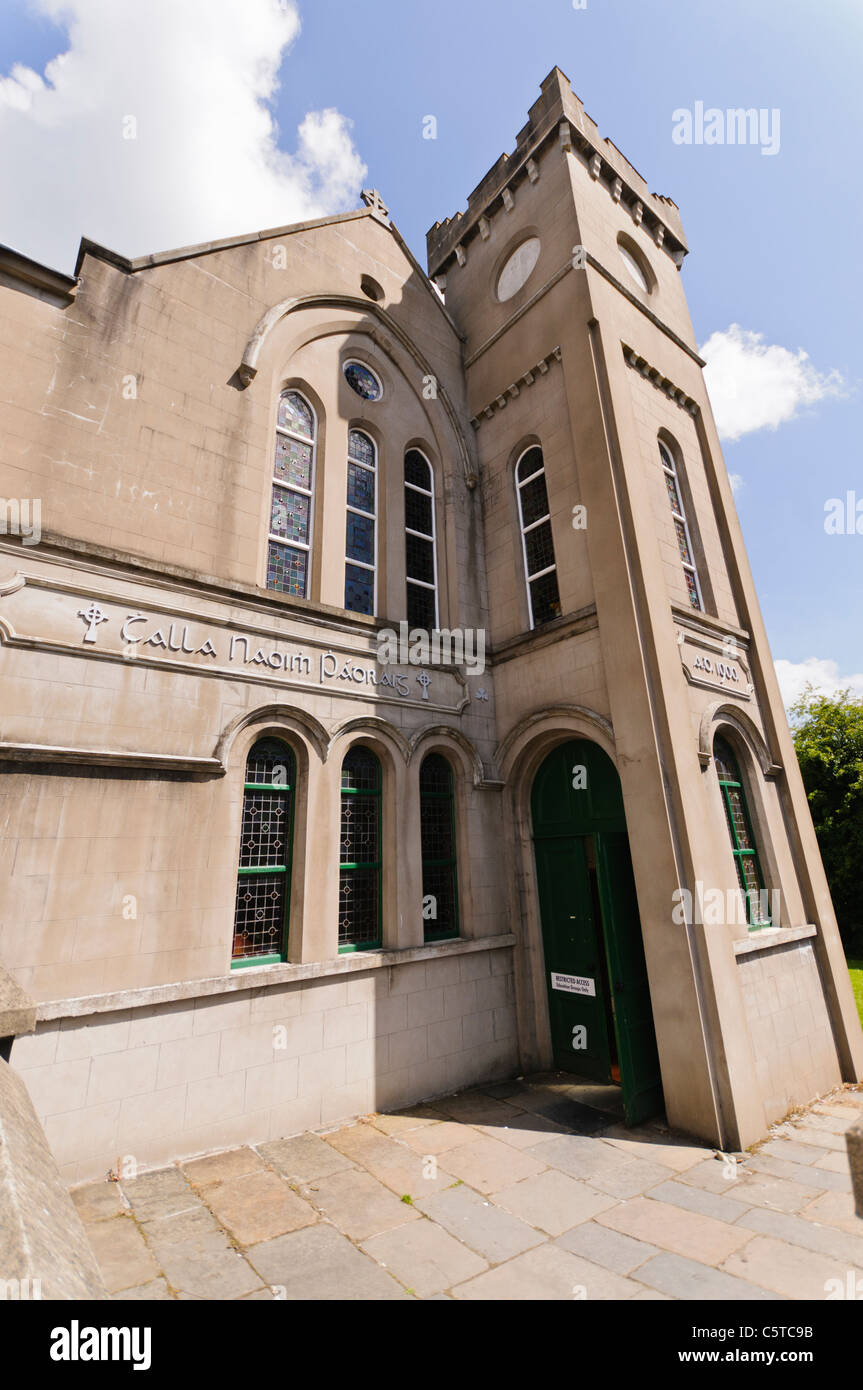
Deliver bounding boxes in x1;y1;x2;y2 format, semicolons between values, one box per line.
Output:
1;0;860;701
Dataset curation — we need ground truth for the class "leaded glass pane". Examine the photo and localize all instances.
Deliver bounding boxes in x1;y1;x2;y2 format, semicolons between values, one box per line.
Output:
338;869;379;947
233;874;287;960
519;474;551;527
738;853;761;896
246;740;295;788
517;447;544;485
239;793;289;869
278;391;313;438
346;512;375;566
664;470;682;514
347;462;375;514
674;518;693;565
405;488;433;537
345;564;374;615
725;786;755;851
267;541;307;597
714;738;739;783
342;748;381;793
407;583;436;631
685;569;700;608
404;451;431;490
423;863;458;939
420;754;453;798
274;434;312;490
348;430;376;467
406;534;434;586
525;520;556;578
340;795;380;863
530;570;562;626
271;486;309;544
420;797;454;861
344;363;382;401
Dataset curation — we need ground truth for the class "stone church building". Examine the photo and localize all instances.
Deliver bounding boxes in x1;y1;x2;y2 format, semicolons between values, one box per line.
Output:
1;69;860;1183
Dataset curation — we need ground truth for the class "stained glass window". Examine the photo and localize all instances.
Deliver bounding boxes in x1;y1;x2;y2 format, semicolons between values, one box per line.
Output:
516;445;561;629
420;754;459;942
405;449;438;633
659;441;702;611
714;735;771;929
345;431;376;614
339;747;382;951
232;739;295;965
344;361;382;401
268;390;315;599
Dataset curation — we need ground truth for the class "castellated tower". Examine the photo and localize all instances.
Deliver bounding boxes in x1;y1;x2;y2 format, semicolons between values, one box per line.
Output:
428;67;863;1148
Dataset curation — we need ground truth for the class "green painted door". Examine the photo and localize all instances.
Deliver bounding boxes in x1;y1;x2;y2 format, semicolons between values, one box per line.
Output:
534;834;617;1080
531;740;663;1126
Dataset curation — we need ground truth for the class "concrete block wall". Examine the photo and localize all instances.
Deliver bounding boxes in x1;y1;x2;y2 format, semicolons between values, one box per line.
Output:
737;938;842;1125
10;945;518;1183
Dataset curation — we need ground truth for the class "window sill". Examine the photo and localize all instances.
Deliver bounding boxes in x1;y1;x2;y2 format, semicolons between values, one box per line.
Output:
732;923;817;957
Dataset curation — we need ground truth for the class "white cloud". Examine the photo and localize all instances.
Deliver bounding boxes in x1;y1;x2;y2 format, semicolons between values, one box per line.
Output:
775;657;863;710
728;473;743;495
0;0;367;271
700;324;846;442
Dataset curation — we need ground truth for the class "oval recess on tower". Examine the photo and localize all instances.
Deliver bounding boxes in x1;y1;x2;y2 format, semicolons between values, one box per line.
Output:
496;237;541;302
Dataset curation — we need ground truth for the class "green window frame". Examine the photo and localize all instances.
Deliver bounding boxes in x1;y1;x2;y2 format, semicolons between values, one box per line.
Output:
714;735;771;930
232;738;296;968
339;746;383;953
420;753;460;943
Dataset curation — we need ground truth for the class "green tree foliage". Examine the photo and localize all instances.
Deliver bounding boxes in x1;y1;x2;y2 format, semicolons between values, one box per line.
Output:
791;687;863;953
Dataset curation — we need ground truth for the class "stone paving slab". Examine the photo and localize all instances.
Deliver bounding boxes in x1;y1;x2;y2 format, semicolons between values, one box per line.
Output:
70;1076;863;1301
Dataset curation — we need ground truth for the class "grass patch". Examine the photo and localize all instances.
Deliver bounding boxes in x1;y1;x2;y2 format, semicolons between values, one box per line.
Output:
847;959;863;1026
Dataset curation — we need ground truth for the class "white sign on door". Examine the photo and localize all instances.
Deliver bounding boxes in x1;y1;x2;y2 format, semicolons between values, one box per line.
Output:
551;973;596;997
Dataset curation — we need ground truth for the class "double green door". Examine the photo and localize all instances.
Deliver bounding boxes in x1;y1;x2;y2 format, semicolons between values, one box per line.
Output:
532;741;663;1127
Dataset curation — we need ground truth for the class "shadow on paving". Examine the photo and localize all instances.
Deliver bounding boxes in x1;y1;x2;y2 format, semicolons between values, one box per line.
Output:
68;1074;863;1302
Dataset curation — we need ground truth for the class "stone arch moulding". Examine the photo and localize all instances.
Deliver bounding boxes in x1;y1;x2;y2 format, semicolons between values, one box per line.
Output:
698;701;782;778
237;293;479;490
408;725;485;787
329;715;411;765
495;704;616;784
215;704;330;767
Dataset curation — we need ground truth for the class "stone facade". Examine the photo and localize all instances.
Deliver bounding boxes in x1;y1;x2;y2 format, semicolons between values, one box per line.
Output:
1;68;861;1179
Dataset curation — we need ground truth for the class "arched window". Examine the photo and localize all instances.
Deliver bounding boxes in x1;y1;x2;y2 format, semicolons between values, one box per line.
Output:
420;754;459;943
345;430;377;615
405;450;438;630
232;739;296;966
339;746;382;951
268;390;316;598
714;735;770;928
659;440;702;611
516;446;561;628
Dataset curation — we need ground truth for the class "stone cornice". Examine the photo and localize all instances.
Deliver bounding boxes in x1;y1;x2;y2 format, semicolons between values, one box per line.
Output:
469;346;562;428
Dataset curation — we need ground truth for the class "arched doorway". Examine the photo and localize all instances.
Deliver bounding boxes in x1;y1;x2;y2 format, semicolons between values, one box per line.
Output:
531;739;663;1126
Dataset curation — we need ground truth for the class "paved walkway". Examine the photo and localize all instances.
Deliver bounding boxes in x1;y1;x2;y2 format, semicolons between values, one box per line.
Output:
71;1075;863;1301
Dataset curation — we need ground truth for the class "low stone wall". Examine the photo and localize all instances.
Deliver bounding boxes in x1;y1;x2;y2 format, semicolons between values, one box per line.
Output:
0;1057;106;1299
11;940;518;1184
736;935;842;1125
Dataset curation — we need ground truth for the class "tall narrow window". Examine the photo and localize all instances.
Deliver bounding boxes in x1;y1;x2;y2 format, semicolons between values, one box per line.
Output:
516;446;561;629
345;430;377;615
714;736;771;929
233;739;296;966
339;746;382;951
659;440;702;611
268;390;315;598
420;754;459;943
405;450;438;630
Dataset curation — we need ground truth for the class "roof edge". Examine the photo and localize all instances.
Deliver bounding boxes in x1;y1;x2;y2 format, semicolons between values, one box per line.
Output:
74;208;375;278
